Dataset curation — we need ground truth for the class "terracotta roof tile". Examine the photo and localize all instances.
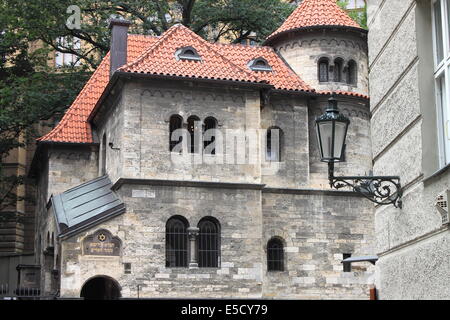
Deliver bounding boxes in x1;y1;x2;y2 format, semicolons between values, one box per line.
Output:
267;0;362;43
40;24;363;145
318;90;369;100
119;25;263;84
215;43;311;92
39;35;159;144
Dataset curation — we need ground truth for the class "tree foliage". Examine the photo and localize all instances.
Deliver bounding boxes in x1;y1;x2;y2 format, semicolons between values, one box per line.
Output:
0;0;294;212
337;0;367;29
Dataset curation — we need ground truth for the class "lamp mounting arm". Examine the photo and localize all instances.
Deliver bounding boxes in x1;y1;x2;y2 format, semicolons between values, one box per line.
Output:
328;163;402;208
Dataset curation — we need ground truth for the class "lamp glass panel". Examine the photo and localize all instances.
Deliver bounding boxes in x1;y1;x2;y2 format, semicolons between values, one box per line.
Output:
318;122;333;159
333;122;348;160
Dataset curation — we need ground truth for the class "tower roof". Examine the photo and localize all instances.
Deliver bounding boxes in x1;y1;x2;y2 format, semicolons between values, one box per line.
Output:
266;0;364;44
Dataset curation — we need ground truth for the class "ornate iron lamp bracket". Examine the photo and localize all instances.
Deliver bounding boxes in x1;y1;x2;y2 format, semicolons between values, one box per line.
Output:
328;163;403;208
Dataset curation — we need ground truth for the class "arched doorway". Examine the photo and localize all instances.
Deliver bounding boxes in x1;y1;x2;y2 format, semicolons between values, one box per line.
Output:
80;276;121;300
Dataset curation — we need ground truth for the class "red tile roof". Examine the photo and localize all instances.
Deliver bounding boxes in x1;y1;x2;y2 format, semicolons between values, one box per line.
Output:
318;90;369;100
39;24;366;145
38;35;159;144
266;0;363;43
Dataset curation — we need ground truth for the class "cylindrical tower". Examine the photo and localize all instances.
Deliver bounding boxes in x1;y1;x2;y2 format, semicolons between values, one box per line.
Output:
264;0;368;96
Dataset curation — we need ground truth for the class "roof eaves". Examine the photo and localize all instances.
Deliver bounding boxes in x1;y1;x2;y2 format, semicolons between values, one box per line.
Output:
264;25;367;46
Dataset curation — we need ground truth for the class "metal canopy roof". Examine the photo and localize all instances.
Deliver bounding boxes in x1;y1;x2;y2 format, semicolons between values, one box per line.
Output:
342;256;379;265
52;175;125;238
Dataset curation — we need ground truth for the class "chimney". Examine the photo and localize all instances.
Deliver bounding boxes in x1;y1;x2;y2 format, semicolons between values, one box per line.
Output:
108;18;132;78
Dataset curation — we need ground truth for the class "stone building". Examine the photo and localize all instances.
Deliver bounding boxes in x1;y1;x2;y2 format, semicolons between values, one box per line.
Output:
25;0;375;299
368;0;450;299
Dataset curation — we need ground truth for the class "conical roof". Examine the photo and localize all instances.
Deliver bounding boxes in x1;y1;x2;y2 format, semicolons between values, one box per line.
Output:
266;0;363;44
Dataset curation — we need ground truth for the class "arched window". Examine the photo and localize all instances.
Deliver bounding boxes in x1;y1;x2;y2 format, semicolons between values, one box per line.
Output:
266;127;283;162
198;218;220;268
169;115;183;152
101;133;107;175
203;117;218;155
318;58;329;82
166;216;189;268
334;58;343;82
267;238;284;271
187;116;200;154
176;47;202;61
347;60;357;85
249;57;272;72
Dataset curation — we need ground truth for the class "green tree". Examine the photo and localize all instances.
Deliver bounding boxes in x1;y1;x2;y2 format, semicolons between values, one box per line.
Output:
7;0;294;68
337;0;367;30
0;0;294;212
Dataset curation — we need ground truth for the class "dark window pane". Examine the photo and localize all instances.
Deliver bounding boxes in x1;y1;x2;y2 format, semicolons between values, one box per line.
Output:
204;117;217;155
267;238;284;271
169;116;183;152
166;218;188;267
187;116;200;153
198;219;220;268
319;61;329;82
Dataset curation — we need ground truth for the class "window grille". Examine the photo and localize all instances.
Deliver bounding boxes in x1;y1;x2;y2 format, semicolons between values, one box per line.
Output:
267;238;284;271
319;59;329;82
198;219;220;268
166;217;188;268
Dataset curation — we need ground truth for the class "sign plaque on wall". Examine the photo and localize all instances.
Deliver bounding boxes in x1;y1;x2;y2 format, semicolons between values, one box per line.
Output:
83;229;121;256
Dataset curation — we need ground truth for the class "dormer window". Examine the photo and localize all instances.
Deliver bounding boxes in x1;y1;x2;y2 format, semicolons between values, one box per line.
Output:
176;47;202;61
249;57;272;72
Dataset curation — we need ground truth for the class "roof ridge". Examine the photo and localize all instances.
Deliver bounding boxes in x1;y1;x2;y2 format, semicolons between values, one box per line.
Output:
120;24;262;83
266;0;363;43
38;53;110;142
119;25;180;71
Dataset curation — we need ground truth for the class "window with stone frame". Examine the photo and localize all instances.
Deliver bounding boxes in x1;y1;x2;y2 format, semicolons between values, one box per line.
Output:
266;127;283;162
267;238;284;272
318;58;330;82
432;0;450;166
198;218;220;268
187;116;201;154
346;59;357;85
334;58;344;82
203;117;218;155
169;115;183;152
166;217;189;268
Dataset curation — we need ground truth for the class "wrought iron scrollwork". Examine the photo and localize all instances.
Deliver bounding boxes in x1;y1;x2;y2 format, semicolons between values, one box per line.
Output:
328;163;402;208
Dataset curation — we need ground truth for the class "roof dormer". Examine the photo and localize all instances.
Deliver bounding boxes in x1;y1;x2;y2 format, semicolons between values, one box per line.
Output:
248;57;272;72
176;46;202;61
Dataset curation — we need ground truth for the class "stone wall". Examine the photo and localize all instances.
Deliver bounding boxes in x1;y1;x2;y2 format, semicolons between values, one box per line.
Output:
34;145;99;295
308;96;372;187
262;190;375;299
368;0;450;299
99;79;263;185
58;183;374;299
272;30;369;95
60;183;263;298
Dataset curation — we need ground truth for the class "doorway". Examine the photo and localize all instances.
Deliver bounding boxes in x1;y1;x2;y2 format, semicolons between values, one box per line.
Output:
80;276;121;300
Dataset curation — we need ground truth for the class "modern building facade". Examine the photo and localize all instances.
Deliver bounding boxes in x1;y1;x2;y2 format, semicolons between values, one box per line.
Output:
368;0;450;299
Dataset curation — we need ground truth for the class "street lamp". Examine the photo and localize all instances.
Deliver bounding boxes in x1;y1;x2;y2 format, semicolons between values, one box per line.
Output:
315;96;402;208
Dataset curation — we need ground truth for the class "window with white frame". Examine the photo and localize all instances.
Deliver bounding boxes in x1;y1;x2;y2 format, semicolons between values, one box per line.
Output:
432;0;450;166
55;37;81;67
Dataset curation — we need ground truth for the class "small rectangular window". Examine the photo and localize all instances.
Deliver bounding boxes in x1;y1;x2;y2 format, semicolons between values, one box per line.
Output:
343;253;352;272
124;263;131;274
